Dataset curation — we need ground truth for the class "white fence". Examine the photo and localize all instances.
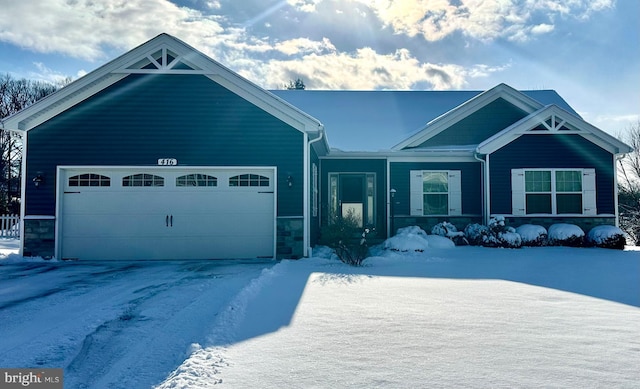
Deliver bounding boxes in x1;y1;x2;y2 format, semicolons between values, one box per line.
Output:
0;215;20;238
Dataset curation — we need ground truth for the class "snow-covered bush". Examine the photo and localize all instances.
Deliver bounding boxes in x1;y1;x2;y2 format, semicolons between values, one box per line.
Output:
516;224;548;247
384;226;429;252
547;224;585;247
586;225;626;250
488;217;522;248
383;226;456;252
464;223;490;246
464;217;522;248
424;235;456;249
430;221;468;245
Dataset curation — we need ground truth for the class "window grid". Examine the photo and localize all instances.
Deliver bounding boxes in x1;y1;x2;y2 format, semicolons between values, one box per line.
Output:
176;174;217;187
229;174;269;187
524;169;583;214
68;174;111;187
122;174;164;187
422;171;449;216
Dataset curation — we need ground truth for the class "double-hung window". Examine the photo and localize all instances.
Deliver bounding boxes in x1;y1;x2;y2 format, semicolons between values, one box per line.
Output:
410;170;461;216
511;168;596;215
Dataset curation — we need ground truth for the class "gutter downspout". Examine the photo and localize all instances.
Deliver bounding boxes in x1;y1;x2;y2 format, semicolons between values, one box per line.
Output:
614;153;626;228
306;126;325;257
474;152;489;225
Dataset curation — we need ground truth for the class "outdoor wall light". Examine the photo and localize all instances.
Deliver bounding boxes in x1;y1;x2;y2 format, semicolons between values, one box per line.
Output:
287;175;294;188
33;173;44;188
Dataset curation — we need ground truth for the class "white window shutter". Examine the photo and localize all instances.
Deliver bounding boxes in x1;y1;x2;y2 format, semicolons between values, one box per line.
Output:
511;169;525;216
448;170;462;216
410;170;423;216
582;168;597;215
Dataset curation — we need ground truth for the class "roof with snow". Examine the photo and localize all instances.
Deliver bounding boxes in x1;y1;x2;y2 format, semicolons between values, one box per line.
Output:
271;88;579;152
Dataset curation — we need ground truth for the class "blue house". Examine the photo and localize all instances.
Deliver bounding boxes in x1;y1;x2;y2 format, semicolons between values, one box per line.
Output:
1;34;632;260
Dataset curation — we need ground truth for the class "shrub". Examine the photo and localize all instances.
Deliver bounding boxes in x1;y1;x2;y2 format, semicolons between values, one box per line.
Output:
430;221;468;245
464;223;490;246
547;224;585;247
384;226;429;252
320;211;372;266
586;225;626;250
516;224;548;247
464;217;522;248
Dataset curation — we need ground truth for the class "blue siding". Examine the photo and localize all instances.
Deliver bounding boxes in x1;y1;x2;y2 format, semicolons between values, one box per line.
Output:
490;134;614;214
25;74;304;216
390;162;483;215
414;98;528;148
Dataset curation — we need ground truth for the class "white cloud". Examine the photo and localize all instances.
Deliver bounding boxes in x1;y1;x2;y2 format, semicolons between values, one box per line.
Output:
230;45;495;90
351;0;610;42
274;37;336;56
0;0;225;61
286;0;323;13
530;23;555;35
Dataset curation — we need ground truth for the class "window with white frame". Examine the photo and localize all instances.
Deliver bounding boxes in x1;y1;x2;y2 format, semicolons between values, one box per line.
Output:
511;168;596;215
410;170;461;216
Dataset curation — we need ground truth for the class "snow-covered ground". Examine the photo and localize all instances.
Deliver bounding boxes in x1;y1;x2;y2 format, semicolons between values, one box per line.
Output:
1;239;638;388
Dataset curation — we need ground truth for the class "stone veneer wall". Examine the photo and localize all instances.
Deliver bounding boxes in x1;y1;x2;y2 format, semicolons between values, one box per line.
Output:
277;217;304;259
502;216;615;232
23;218;55;258
392;216;483;235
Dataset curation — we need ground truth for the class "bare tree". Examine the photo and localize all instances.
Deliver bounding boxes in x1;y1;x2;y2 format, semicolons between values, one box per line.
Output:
0;74;58;213
617;120;640;245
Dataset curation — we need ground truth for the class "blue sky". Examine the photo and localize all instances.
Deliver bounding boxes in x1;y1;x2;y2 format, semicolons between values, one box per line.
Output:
0;0;637;137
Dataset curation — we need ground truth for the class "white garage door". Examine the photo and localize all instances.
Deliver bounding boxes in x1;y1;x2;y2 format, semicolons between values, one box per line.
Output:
59;167;276;260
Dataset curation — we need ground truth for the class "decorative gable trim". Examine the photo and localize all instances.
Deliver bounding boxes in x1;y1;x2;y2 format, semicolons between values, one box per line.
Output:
1;33;325;140
476;105;633;155
392;83;544;151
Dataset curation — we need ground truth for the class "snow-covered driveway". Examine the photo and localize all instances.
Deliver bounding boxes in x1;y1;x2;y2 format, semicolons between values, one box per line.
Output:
0;257;275;388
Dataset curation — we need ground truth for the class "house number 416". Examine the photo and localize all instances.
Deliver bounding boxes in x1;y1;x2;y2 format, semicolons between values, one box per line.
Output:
158;158;178;166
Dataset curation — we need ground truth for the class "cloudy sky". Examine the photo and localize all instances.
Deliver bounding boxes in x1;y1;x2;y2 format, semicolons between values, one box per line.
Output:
0;0;637;136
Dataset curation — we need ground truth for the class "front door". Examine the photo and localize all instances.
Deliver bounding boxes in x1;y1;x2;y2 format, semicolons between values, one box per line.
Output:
329;173;375;228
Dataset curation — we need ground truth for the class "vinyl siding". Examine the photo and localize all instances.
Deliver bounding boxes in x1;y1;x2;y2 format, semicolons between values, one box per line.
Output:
25;74;304;216
413;98;529;148
490;134;614;214
390;162;483;216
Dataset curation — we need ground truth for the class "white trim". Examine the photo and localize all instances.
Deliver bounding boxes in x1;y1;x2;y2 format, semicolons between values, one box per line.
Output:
303;133;309;257
477;105;633;155
55;165;278;260
386;158;391;238
393;84;544;150
19;133;27;256
614;154;621;227
409;170;462;216
511;168;597;216
23;215;56;219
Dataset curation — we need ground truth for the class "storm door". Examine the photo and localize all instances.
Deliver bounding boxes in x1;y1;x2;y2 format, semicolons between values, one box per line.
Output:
329;173;375;228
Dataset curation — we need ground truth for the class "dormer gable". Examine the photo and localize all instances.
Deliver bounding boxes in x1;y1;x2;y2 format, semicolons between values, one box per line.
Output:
477;104;633;155
393;83;545;150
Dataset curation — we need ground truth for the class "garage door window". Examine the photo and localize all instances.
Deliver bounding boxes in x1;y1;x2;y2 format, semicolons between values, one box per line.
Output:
229;174;269;187
123;174;164;187
176;174;217;187
68;174;111;187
